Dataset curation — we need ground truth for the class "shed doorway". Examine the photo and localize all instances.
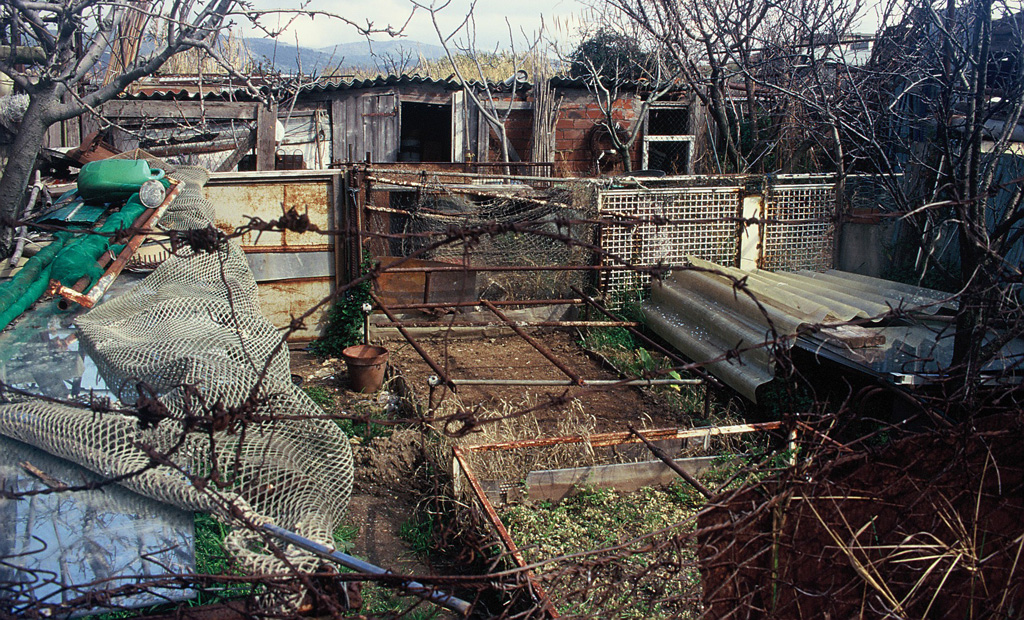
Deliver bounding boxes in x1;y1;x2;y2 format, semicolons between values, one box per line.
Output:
399;101;453;163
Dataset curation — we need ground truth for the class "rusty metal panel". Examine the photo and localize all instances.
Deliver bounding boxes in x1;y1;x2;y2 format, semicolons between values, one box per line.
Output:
205;181;332;249
255;277;333;341
374;257;478;307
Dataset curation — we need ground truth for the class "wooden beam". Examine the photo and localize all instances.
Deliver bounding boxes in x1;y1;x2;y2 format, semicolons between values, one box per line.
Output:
524;456;724;503
215;126;258;172
256;101;278;171
100;100;259;121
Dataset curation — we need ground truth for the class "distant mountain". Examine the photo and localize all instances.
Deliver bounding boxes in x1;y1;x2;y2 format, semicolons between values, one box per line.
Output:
242;38;446;74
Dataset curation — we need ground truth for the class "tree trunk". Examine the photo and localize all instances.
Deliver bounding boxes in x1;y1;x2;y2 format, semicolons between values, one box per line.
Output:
0;92;54;258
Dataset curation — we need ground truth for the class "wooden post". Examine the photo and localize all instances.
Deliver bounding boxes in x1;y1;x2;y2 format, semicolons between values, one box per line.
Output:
256;101;278;171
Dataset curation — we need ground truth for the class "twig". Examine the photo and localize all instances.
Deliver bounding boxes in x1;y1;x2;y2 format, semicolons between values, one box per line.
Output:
19;461;65;489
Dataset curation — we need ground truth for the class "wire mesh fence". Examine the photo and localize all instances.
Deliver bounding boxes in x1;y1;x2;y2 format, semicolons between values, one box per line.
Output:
759;183;836;271
598;186;741;300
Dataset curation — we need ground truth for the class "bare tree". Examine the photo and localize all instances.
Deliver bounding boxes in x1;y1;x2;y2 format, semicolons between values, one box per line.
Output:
566;25;676;172
605;0;864;173
0;0;242;256
609;0;1024;410
0;1;413;258
414;0;544;164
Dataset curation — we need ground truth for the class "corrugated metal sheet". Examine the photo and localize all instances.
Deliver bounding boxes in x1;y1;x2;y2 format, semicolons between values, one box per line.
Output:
642;257;959;402
117;73;687;102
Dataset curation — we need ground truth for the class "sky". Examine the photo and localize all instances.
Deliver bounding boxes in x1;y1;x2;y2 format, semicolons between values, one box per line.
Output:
238;0;886;53
240;0;590;51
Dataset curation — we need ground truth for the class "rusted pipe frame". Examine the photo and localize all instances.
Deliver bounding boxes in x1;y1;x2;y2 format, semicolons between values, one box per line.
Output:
570;285;724;388
366;175;552;207
51;181;182;309
383;264;651;273
364;166;569;184
374;320;639;328
452;446;559;618
480;299;582;385
387;298;582;310
464;421;784;454
629;425;713;499
449;378;703;387
451;422;783;616
370;292;456;390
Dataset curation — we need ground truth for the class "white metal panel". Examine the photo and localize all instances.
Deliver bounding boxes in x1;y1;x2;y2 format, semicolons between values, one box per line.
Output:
451;90;466;162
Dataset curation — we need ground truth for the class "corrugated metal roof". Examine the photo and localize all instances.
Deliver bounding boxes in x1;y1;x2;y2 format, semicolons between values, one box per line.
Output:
122;88;260;102
116;73;686;101
642;257;960;402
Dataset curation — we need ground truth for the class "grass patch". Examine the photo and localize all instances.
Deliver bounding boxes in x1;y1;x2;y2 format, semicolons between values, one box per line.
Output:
335;400;392;442
500;484;704;617
304;385;334;410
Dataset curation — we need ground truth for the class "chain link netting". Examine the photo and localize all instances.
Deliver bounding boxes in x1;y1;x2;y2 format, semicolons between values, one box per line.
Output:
366;186;599;301
0;166;353;591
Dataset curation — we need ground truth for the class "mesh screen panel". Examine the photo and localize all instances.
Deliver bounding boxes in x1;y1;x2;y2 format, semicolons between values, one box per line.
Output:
598;187;741;300
366;189;598;301
760;183;835;271
0;167;353;599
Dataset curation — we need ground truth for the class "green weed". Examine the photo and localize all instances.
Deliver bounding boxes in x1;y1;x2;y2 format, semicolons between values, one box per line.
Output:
311;253;373;357
303;385;334;410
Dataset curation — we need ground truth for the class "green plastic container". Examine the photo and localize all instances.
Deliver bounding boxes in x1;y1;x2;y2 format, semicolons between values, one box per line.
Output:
77;159;165;203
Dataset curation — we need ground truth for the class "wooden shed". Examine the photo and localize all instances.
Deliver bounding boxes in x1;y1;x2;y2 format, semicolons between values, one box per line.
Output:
95;74;705;176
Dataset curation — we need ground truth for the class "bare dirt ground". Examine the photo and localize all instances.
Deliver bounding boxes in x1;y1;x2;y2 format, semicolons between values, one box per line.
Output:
288;330;692;615
381;330;687;433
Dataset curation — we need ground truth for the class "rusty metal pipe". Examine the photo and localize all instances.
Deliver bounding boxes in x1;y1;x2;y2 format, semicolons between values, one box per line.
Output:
481;299;582;385
463;421;784;453
370;292;456;390
53;182;181;309
387;298;582;310
374;320;639;328
450;378;702;387
384;265;650;273
570;285;720;386
452;447;558;617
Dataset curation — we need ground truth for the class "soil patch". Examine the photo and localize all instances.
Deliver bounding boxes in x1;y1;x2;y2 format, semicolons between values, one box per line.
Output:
382;330;687;433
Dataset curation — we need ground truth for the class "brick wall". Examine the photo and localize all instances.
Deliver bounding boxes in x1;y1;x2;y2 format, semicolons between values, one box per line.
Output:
552;94;644;176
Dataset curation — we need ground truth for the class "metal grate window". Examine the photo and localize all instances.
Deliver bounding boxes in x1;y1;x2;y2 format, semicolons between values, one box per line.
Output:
599;187;741;300
760;184;835;272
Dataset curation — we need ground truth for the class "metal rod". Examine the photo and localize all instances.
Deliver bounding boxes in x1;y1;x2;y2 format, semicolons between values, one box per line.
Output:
363;165;578;184
52;182;181;309
55;223;137;310
629;425;713;499
365;175;551;207
450;378;702;387
387;298;582;310
383;264;645;273
570;285;720;386
452;448;558;618
481;299;582;385
374;320;639;329
464;421;785;453
370;292;456;390
261;524;472;616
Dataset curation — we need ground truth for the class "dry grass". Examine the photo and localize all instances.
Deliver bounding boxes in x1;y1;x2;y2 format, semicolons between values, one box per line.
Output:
429;395;600;486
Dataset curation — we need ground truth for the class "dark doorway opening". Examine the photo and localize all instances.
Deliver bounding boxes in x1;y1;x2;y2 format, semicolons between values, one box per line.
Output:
399;102;452;162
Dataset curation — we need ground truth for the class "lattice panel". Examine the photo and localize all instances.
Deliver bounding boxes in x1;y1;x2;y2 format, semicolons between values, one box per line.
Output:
599;187;741;300
761;184;835;272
